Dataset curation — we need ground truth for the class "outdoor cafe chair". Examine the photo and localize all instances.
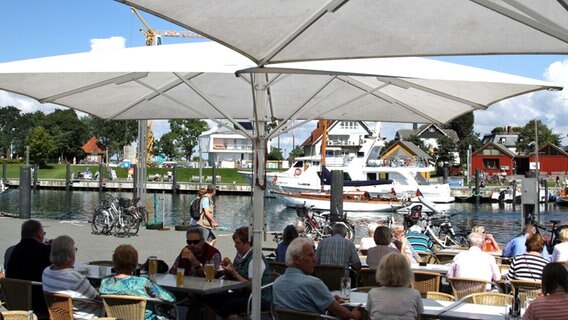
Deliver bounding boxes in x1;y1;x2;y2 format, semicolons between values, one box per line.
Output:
356;268;380;288
448;277;498;300
461;292;513;306
44;292;74;320
413;271;441;297
268;261;288;275
434;252;456;264
313;265;346;291
0;311;38;320
0;278;34;311
417;252;439;264
509;279;542;307
425;291;455;301
102;295;147;319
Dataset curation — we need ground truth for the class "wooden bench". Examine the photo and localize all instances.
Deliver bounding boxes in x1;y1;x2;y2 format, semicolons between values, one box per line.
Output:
205;175;222;183
190;176;201;182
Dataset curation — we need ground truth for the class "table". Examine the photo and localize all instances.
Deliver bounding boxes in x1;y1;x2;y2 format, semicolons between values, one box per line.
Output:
438;248;503;257
411;263;450;275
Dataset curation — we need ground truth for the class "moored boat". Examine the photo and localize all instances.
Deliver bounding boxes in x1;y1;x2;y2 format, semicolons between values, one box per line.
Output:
272;190;406;212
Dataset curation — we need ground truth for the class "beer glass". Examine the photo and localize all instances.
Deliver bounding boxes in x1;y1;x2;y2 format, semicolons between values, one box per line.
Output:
148;256;158;277
204;260;215;281
176;268;185;287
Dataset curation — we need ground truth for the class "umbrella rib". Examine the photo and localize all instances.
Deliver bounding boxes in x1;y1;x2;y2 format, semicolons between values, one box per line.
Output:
173;72;253;139
258;0;349;65
38;72;149;103
471;0;568;43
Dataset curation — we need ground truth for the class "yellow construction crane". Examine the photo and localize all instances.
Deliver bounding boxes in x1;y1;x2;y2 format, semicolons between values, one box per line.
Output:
130;7;205;46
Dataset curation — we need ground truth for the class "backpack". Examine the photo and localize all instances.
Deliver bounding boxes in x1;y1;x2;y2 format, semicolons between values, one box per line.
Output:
189;197;202;220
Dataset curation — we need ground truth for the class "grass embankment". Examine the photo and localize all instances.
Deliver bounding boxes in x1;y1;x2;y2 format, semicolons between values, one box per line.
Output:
0;163;254;183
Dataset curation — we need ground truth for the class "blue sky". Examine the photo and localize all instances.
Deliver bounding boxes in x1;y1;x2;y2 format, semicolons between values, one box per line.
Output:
1;1;567;156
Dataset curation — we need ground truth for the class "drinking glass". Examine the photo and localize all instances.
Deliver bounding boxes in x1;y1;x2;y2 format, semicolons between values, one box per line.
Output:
98;265;107;277
204;260;215;282
340;277;351;300
148;256;158;277
176;268;185;287
504;302;512;320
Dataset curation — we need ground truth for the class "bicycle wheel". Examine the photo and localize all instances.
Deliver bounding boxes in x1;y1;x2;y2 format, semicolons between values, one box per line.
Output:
91;208;109;235
127;212;141;236
138;207;148;226
113;215;131;238
304;223;319;241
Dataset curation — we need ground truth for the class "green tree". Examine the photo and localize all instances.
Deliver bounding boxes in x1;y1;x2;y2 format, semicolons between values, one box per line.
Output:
516;119;561;155
157;132;179;160
45;109;89;162
268;147;284;160
0;106;22;158
407;134;429;154
288;145;304;159
457;134;482;167
169;119;209;160
435;135;457;162
82;116;138;160
446;112;474;140
25;126;56;166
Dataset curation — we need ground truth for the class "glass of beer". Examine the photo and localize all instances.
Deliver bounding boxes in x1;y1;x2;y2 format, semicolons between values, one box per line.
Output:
148;256;158;277
176;268;185;287
204;260;215;282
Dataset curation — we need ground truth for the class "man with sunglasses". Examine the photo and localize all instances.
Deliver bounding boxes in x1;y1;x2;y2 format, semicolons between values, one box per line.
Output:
169;226;222;277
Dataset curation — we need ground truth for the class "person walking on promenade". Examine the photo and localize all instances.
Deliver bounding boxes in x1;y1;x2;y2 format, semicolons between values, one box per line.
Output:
197;185;219;246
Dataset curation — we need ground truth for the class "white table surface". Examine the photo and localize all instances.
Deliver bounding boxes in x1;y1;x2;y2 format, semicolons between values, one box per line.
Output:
411;263;450;275
438;302;522;320
438;248;503;257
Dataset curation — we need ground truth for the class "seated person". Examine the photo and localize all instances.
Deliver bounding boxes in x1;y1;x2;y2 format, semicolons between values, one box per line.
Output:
391;224;421;264
472;225;500;252
273;237;361;320
205;227;272;319
503;224;550;259
523;262;568;320
551;228;568;262
447;232;501;283
99;244;176;320
507;234;549;280
275;225;299;263
366;226;399;269
316;224;361;271
367;252;423;320
169;226;221;277
405;225;433;253
42;235;102;319
359;222;379;252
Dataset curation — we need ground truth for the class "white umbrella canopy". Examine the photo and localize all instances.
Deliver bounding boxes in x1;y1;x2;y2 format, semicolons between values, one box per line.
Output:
0;41;562;318
119;0;568;64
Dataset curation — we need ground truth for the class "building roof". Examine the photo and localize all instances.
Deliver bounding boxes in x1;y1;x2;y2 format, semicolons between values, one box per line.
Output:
380;140;431;160
301;120;336;146
537;143;568;157
396;124;459;142
481;134;518;147
81;136;105;154
472;141;517;158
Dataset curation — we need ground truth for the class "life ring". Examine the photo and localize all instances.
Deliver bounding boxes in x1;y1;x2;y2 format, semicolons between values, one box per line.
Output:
294;168;302;176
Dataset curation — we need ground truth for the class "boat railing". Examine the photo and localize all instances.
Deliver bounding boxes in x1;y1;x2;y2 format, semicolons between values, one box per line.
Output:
367;156;430;168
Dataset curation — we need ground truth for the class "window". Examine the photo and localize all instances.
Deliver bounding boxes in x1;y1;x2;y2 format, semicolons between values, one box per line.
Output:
483;159;499;169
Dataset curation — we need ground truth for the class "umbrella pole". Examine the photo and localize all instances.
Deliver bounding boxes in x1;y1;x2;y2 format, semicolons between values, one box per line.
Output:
251;74;268;320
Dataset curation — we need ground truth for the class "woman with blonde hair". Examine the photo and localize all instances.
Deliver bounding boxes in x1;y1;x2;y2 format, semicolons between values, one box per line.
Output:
551;228;568;262
367;252;423;320
472;225;500;252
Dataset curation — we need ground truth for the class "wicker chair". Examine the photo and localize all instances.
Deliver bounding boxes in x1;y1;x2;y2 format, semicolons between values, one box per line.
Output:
434;252;456;264
356;269;380;288
510;279;542;307
413;271;441;297
462;292;513;306
0;311;38;320
448;277;492;299
425;291;455;301
313;265;346;291
44;292;74;320
0;278;33;310
274;308;339;320
418;252;439;264
101;295;147;320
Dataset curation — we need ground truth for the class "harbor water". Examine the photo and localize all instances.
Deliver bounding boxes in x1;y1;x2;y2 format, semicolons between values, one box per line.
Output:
0;189;567;244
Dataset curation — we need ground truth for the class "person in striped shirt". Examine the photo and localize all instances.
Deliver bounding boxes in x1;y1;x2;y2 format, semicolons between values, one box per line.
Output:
522;262;568;320
507;234;549;281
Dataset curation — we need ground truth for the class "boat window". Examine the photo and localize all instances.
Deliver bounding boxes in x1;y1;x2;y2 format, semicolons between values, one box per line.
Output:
413;172;431;185
293;161;304;168
367;173;377;180
388;172;409;184
366;145;382;163
344;172;352;181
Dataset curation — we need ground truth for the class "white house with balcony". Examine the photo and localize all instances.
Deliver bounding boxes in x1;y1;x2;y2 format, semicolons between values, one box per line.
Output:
301;120;375;159
199;122;253;168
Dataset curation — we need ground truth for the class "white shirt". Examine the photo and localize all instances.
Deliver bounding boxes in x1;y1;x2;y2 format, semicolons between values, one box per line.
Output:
359;237;376;251
446;246;501;282
552;242;568;262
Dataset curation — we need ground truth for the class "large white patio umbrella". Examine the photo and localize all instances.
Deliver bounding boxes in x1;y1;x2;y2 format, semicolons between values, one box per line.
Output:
119;0;568;64
0;41;561;317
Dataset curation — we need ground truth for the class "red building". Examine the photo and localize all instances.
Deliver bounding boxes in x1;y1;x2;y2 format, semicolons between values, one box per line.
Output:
527;143;568;176
471;142;516;176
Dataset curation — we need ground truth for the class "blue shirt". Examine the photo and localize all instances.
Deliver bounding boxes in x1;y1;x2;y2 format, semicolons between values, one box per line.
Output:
273;267;334;314
502;235;550;260
406;232;433;253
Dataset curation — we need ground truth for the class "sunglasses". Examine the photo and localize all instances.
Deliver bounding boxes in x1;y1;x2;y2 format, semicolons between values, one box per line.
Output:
186;239;203;245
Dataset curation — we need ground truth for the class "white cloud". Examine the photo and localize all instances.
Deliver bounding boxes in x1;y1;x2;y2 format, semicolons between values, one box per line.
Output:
89;36;126;52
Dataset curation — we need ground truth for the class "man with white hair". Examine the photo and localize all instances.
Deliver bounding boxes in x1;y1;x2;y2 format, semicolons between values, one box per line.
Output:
405;225;433;253
447;232;501;282
273;237;362;319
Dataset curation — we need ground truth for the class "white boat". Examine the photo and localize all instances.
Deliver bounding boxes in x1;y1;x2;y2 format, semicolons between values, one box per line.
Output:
272;190;406;212
267;137;454;203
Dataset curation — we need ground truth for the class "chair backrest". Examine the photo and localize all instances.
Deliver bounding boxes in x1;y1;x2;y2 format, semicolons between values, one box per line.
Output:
510;279;542;306
425;291;455;301
268;261;288;275
44;292;74;320
448;277;490;299
462;292;513;306
434;252;456;264
0;278;32;311
102;295;147;319
417;252;439;264
413;271;441;297
356;268;380;288
275;308;338;320
0;311;38;320
313;265;346;291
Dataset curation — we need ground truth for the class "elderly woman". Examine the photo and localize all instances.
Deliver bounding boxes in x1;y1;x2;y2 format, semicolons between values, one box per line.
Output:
359;222;379;252
276;224;299;263
391;224;422;264
507;234;549;280
99;244;176;320
472;225;501;252
367;252;424;320
42;235;101;319
206;227;272;319
522;262;568;320
551;228;568;262
366;226;399;269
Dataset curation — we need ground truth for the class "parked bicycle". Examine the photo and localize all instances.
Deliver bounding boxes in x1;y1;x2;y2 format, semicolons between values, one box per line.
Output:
295;203;355;241
526;212;568;254
91;194;145;237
